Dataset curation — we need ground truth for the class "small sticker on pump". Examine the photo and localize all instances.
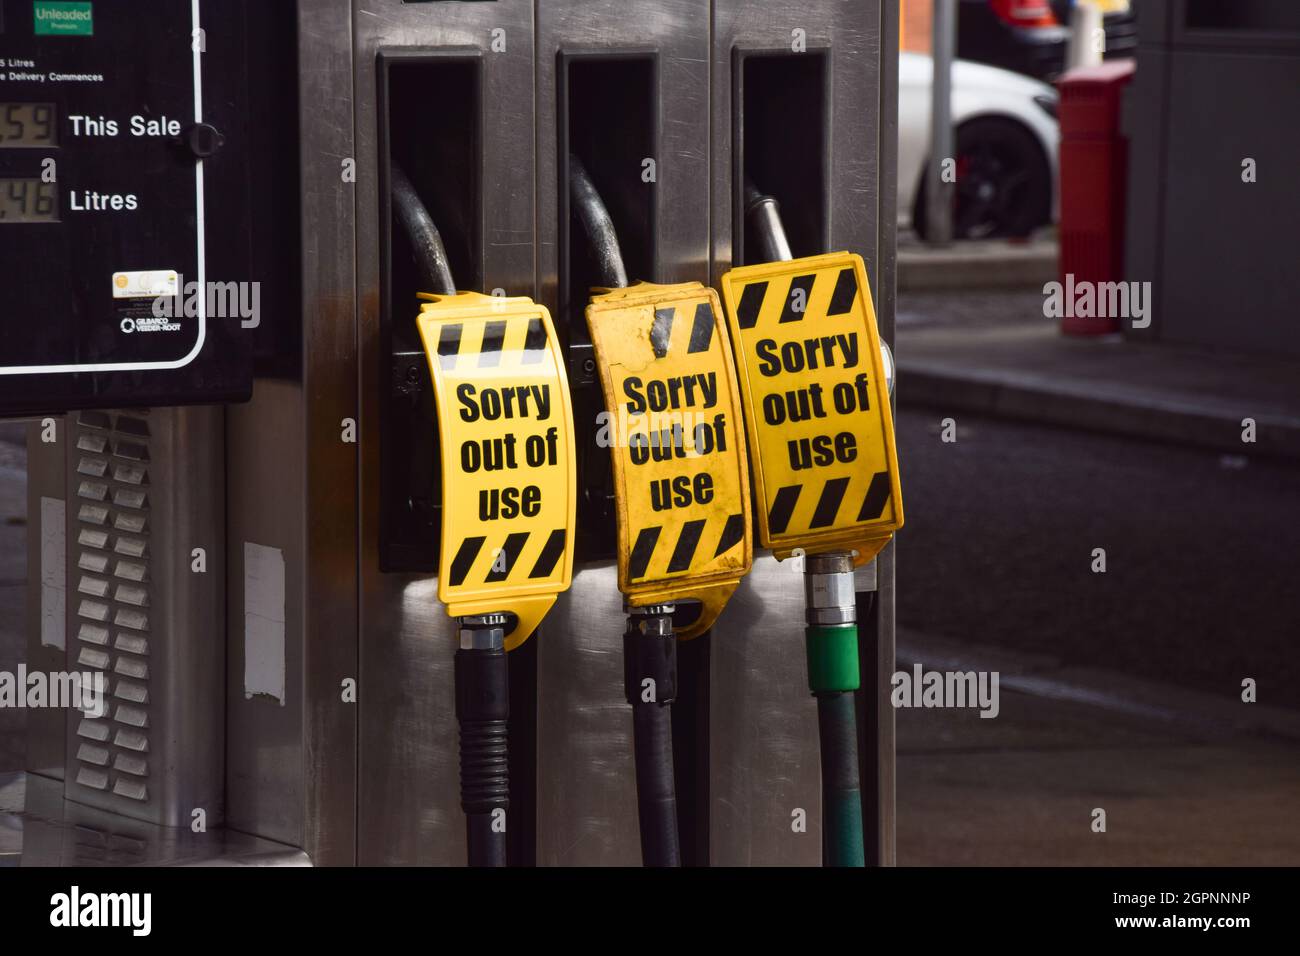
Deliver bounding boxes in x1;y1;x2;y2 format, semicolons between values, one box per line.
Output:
112;270;178;299
33;2;93;37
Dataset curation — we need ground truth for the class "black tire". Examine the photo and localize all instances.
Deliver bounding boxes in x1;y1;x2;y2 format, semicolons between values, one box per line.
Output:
914;116;1051;240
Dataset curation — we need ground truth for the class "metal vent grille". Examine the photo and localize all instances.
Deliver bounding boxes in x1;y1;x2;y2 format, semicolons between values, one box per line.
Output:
70;410;152;804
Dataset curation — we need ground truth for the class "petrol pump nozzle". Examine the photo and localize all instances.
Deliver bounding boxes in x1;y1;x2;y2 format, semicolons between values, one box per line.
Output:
721;178;907;867
570;154;629;290
568;157;750;867
743;178;794;264
399;164;580;868
393;164;513;867
391;164;456;296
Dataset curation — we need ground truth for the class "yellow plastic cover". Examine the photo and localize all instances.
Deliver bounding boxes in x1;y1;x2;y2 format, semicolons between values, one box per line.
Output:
585;282;753;639
720;252;903;565
416;292;577;650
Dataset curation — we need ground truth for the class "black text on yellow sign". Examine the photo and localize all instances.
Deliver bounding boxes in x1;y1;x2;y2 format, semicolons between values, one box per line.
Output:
416;292;577;650
720;252;903;564
585;282;753;639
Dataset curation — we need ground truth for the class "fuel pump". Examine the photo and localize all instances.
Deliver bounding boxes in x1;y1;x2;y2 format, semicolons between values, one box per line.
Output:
570;156;754;866
395;166;578;867
719;183;903;867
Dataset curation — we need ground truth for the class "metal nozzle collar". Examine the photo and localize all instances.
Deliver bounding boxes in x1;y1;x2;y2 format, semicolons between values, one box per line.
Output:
626;603;676;636
458;612;509;650
804;552;856;626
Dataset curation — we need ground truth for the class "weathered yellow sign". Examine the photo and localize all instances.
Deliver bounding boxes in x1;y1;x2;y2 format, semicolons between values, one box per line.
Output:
720;252;903;565
416;292;576;650
585;282;753;638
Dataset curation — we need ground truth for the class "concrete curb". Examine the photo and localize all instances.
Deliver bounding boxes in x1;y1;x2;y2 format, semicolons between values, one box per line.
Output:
897;239;1057;292
898;361;1300;462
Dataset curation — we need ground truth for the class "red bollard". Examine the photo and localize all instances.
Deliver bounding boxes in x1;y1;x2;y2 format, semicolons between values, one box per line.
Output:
1056;60;1136;335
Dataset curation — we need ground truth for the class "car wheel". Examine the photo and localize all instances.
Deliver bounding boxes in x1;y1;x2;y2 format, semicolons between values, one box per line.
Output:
914;117;1051;240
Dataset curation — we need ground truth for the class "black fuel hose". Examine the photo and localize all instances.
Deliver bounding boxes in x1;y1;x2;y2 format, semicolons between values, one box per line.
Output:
568;157;679;866
816;690;865;866
632;706;679;866
624;606;681;867
455;616;510;868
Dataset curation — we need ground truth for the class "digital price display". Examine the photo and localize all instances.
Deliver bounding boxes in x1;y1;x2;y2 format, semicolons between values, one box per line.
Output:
0;178;58;222
0;103;58;147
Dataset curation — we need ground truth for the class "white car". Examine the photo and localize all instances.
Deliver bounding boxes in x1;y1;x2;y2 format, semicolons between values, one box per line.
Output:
898;51;1059;239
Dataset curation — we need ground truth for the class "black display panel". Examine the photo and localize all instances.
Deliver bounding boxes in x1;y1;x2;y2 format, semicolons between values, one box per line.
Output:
0;0;258;413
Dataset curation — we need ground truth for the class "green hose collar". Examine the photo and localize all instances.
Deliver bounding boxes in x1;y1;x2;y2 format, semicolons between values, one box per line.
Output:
805;623;860;694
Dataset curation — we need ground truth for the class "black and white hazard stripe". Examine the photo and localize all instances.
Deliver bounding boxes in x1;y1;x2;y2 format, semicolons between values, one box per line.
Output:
766;471;891;535
734;265;859;329
447;528;568;587
436;315;550;371
626;512;746;582
646;300;717;359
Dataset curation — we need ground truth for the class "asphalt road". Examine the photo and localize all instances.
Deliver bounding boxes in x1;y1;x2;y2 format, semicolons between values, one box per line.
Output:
893;406;1300;711
898;684;1300;866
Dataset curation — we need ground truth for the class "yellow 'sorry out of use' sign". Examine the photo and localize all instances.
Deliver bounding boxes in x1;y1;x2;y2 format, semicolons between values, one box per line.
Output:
720;252;903;565
585;281;753;639
416;292;577;650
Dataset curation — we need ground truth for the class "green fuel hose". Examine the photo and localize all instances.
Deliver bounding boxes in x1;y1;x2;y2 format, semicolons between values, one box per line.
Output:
804;556;866;868
808;625;865;868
